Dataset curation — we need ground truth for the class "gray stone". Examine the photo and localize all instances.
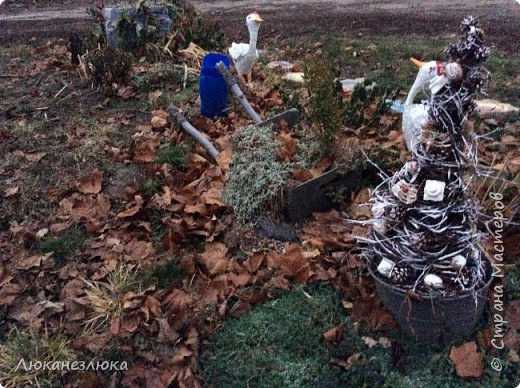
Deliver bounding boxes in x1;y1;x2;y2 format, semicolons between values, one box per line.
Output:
340;78;376;92
475;99;520;119
267;60;294;73
255;219;298;242
103;5;173;48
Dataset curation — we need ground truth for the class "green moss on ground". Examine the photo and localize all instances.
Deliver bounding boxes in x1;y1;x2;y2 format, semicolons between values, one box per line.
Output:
37;225;87;265
200;283;519;388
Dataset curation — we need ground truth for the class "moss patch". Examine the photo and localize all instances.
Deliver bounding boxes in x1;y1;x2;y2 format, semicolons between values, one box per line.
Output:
200;283;519;388
37;225;87;265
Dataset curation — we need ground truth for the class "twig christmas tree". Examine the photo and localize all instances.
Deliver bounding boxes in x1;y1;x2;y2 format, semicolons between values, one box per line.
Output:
364;17;491;295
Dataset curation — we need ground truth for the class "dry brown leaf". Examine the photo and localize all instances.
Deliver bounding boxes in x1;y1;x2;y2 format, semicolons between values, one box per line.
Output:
277;132;299;161
504;300;520;350
291;168;314;182
117;195;143;218
5;186;19;198
74;331;112;352
155;317;179;344
244;254;264;273
150;186;172;208
25;152;47;163
230;300;252;318
507;152;520;175
118;85;137;100
449;341;484;378
201;187;224;206
163;289;193;314
120;312;141;336
280;244;311;283
125;239;154;261
199;242;229;276
77;170;103;194
171;346;193;365
323;324;344;342
16;253;51;270
151;116;168;129
184;203;207;214
0;282;24;305
148;91;163;106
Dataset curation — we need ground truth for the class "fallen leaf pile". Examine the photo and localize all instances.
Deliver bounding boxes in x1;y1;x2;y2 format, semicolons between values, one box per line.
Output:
0;37;519;388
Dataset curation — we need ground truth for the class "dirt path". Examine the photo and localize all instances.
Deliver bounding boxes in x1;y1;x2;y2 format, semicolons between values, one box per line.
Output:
0;0;519;51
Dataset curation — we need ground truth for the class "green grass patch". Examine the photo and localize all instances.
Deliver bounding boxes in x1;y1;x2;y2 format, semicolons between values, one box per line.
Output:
279;33;520;104
156;144;188;168
200;283;519;388
37;225;87;265
141;257;183;289
200;283;348;387
505;266;520;301
142;177;162;197
0;327;76;387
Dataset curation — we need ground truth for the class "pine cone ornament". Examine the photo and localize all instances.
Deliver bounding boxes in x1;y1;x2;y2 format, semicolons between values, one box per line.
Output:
390;263;412;284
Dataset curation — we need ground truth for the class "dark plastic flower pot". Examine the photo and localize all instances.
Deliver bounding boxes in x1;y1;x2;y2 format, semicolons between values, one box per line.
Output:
368;261;493;343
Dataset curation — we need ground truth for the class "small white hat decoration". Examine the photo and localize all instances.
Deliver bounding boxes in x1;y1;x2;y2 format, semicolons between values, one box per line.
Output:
423;180;446;202
377;258;395;277
391;180;418;204
424;274;443;289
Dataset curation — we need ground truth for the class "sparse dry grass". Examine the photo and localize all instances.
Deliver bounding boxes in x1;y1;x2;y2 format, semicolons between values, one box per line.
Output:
0;327;76;388
83;266;138;333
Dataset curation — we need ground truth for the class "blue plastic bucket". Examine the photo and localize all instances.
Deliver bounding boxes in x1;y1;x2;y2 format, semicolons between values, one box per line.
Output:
200;53;231;117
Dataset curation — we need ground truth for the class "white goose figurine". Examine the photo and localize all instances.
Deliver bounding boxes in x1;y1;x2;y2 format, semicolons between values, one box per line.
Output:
229;12;263;83
403;58;463;153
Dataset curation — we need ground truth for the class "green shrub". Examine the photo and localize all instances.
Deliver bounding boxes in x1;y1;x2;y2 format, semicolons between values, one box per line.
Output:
86;47;134;88
304;55;345;151
223;125;291;223
174;5;227;51
345;80;399;129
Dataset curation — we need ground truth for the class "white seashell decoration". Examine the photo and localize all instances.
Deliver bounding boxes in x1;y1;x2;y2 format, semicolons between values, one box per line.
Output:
451;255;467;270
424;274;444;289
377;258;395;277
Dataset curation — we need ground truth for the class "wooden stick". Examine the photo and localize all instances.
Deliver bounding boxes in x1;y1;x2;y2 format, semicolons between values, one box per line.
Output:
216;61;263;125
166;105;219;162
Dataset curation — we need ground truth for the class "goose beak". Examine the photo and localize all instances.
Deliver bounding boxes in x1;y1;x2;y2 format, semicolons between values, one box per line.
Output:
410;57;427;68
252;14;263;22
